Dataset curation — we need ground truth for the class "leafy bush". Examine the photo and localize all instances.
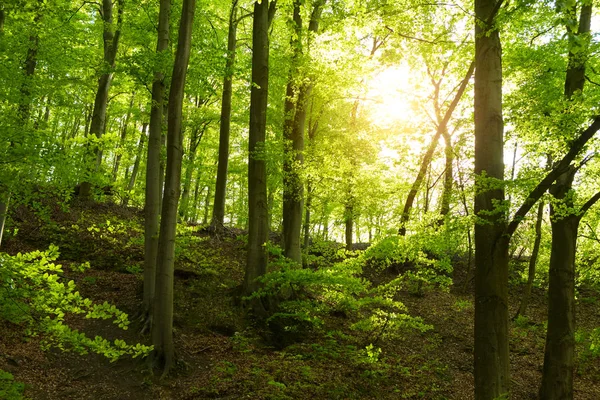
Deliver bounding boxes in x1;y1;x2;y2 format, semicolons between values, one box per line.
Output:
0;369;26;400
248;245;432;348
0;246;152;361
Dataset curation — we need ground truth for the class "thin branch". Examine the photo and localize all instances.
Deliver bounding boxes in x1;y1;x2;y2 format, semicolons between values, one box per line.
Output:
579;190;600;216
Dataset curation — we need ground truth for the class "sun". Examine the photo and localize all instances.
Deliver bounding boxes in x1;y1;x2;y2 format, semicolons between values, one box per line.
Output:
365;63;418;129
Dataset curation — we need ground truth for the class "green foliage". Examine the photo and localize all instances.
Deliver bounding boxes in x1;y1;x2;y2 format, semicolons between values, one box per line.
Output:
0;246;152;362
0;369;26;400
248;244;432;347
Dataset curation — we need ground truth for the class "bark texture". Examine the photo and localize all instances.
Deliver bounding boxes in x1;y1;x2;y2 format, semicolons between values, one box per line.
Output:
540;4;593;397
540;169;578;400
473;1;508;398
244;0;271;308
152;0;195;375
143;0;170;323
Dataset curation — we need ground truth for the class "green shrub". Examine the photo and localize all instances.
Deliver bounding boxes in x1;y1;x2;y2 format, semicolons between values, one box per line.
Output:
0;246;152;361
0;369;26;400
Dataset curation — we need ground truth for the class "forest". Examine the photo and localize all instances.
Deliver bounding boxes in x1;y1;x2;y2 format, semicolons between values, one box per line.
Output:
2;0;600;398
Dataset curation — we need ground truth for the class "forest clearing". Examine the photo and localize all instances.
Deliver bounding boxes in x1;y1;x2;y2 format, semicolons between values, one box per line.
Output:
2;0;600;399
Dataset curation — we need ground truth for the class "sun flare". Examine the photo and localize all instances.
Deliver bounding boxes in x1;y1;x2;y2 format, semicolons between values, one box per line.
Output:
365;64;418;129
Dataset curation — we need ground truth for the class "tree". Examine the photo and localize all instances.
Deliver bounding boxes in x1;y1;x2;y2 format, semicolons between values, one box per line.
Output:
540;2;594;397
152;0;196;375
244;0;272;309
142;0;170;326
79;0;124;199
210;0;240;232
282;0;325;264
473;1;508;398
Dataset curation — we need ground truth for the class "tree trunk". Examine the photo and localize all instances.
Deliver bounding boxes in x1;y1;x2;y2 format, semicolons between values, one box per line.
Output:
112;93;136;181
0;193;10;247
345;201;353;251
143;0;170;325
244;0;271;309
79;0;123;199
540;4;592;397
303;181;312;249
439;127;453;218
190;180;202;223
179;123;206;221
473;1;508;398
514;200;544;319
203;185;211;225
282;0;325;264
211;0;238;231
122;123;147;206
540;168;578;400
151;0;195;375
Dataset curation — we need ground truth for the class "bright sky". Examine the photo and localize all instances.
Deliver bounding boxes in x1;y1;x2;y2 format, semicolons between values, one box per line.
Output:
365;63;417;129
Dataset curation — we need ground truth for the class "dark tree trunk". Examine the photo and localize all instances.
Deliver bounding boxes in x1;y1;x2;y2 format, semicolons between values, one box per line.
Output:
540;4;593;398
211;0;239;231
473;1;508;398
79;0;123;199
152;0;195;376
540;168;578;400
143;0;170;324
244;0;271;309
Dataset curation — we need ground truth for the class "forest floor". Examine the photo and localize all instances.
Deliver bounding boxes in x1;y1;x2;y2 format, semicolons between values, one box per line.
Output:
1;200;600;399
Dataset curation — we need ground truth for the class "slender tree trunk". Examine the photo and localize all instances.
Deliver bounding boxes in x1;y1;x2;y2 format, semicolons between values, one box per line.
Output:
79;0;123;199
244;0;271;309
473;1;508;398
211;0;239;231
123;123;147;206
399;60;474;235
439;127;453;218
345;201;353;251
113;93;136;181
143;0;170;325
203;185;211;225
152;0;195;375
179;124;206;221
190;180;201;223
303;181;312;249
0;194;9;247
159;125;167;211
